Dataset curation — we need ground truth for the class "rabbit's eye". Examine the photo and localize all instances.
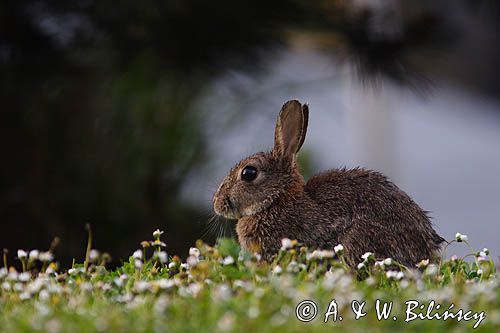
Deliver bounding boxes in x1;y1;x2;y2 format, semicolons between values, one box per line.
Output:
241;166;258;182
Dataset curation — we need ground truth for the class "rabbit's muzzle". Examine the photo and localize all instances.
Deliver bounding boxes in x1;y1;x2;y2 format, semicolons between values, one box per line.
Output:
213;192;241;220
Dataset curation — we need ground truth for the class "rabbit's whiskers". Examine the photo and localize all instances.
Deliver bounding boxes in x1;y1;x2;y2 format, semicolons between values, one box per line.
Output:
201;214;235;242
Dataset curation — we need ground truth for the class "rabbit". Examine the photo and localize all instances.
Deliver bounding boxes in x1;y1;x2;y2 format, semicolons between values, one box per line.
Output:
213;100;444;267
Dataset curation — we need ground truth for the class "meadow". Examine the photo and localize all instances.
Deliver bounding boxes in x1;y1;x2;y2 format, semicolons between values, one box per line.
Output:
0;228;498;333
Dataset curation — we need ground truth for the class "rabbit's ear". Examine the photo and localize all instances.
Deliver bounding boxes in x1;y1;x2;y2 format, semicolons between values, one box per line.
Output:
273;100;309;159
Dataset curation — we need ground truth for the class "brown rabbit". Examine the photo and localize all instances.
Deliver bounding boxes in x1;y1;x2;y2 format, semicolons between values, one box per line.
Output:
213;100;444;267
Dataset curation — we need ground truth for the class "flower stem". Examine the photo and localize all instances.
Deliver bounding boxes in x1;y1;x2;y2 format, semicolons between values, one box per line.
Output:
439;239;455;272
84;224;93;272
3;249;8;269
464;240;480;269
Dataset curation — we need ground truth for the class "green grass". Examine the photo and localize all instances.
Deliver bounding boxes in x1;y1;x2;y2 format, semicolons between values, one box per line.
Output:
0;231;498;333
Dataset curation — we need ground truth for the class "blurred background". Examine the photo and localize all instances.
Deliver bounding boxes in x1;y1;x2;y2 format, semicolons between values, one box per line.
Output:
1;0;499;266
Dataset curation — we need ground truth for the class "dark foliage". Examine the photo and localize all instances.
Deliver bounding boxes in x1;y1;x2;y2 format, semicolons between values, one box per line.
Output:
0;0;498;266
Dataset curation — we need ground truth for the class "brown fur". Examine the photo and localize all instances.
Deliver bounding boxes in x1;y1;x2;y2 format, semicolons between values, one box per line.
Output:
213;100;444;267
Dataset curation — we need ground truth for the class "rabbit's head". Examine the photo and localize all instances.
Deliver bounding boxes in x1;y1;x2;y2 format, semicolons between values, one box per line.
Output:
213;100;309;219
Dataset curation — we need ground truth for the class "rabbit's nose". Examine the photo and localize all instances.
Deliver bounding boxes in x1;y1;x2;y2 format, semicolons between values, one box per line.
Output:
213;198;224;217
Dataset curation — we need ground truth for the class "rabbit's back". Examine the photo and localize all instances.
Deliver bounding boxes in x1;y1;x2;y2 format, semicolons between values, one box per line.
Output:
305;168;408;221
305;168;444;266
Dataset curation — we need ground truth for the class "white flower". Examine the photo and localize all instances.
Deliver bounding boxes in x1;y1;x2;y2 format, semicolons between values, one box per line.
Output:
383;258;393;266
477;269;483;276
482;248;490;255
248;306;260;319
287;260;299;273
319;250;335;259
17;250;27;259
186;256;199;266
157;251;168;264
134;281;150;293
306;250;335;260
187;283;201;296
118;293;133;303
157;279;175;289
153;229;164;238
400;279;410;289
68;268;81;276
374;261;385;269
112;276;126;288
180;263;189;270
386;270;404;280
29;250;39;261
0;267;7;278
361;252;373;261
20;292;31;300
416;259;430;268
132;250;143;260
217;312;235;332
39;252;53;262
334;244;344;254
357;262;365;270
113;278;123;287
134;260;143;269
89;249;100;262
39;290;50;301
272;265;283;274
45;319;61;333
213;284;232;300
306;251;318;260
168;262;176;269
424;264;438;276
18;272;30;282
365;276;376;286
189;247;200;258
7;271;19;281
27;280;43;294
222;256;235;266
233;280;248;289
82;282;93;292
2;282;11;291
280;238;293;250
47;284;62;294
477;255;488;262
455;233;468;242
